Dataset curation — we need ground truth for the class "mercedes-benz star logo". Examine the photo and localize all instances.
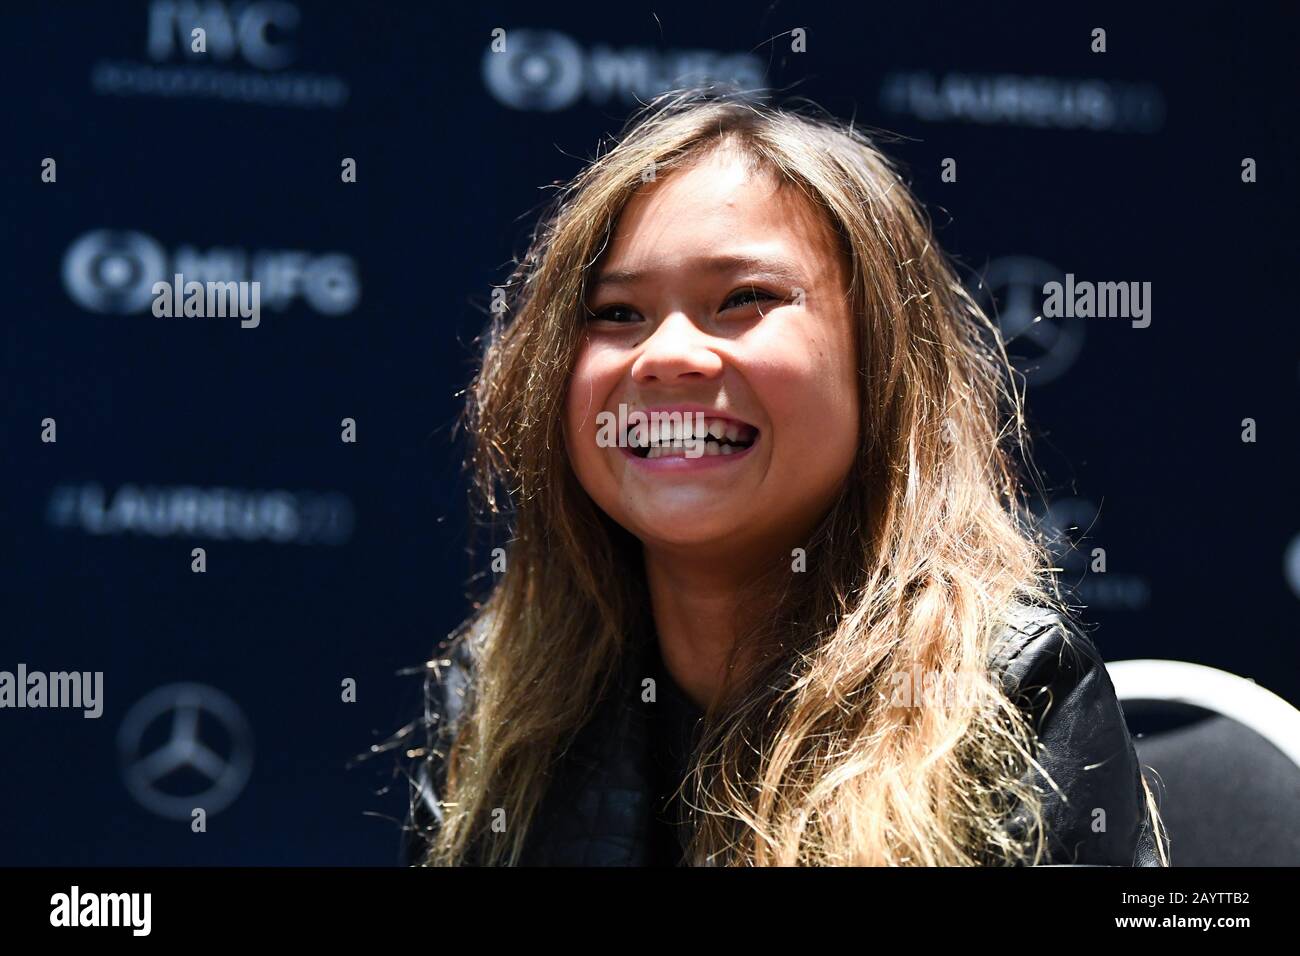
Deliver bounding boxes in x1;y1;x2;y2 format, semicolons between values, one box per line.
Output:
118;683;254;820
977;256;1085;386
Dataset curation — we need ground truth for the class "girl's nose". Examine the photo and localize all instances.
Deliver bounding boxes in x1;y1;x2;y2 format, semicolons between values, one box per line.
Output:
630;312;723;385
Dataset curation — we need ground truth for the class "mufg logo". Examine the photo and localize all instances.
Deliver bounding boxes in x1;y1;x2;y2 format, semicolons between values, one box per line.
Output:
483;29;766;111
61;230;360;316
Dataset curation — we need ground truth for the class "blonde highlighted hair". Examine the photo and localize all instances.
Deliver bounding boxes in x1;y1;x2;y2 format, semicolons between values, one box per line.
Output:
416;88;1166;866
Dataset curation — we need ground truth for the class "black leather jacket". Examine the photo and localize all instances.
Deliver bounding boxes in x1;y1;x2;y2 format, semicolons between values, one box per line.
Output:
403;604;1164;866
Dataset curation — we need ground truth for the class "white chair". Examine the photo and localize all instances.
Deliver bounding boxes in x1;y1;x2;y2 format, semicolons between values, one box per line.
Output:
1105;659;1300;866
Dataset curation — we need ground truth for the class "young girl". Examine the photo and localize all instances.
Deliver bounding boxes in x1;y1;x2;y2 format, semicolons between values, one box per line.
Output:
403;89;1168;867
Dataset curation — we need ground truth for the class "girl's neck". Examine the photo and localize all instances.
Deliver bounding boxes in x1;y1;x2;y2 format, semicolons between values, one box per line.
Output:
642;547;774;711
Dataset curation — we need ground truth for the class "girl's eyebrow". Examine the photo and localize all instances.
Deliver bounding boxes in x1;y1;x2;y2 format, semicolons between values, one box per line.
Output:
591;253;806;291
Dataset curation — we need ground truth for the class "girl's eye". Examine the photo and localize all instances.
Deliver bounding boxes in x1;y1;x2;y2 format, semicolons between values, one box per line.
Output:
588;304;643;324
722;287;780;312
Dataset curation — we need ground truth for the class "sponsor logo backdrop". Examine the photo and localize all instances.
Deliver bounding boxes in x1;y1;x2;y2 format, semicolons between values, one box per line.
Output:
3;1;1296;863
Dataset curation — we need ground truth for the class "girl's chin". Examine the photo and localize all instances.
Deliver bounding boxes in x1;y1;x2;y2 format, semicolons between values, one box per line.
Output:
626;515;763;551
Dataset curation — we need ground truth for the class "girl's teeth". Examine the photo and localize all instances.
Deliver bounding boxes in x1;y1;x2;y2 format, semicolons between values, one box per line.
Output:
627;415;758;458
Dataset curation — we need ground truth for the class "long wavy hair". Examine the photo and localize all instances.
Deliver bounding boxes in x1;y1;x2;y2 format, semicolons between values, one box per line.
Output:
415;88;1166;866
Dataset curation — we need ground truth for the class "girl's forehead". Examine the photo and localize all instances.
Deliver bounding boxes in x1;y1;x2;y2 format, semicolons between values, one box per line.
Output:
603;166;847;290
609;152;832;259
628;144;778;210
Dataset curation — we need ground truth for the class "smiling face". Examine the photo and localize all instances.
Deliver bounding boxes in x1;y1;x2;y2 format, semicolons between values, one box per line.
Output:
563;144;861;562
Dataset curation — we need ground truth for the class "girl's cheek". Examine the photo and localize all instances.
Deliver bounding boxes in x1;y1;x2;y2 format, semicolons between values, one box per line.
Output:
746;314;831;375
565;352;602;424
565;359;618;473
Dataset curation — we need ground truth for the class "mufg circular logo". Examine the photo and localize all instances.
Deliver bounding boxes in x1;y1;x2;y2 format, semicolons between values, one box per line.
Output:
1286;532;1300;600
62;230;168;314
482;28;765;112
483;29;584;111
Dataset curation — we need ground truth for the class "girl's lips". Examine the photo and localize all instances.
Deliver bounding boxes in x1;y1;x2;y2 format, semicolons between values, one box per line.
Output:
618;435;759;471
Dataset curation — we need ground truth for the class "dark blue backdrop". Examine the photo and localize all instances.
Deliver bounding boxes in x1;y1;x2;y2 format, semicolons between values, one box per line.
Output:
2;1;1296;865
